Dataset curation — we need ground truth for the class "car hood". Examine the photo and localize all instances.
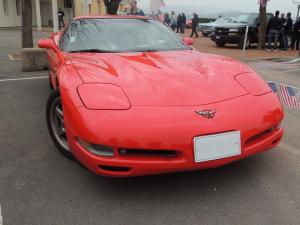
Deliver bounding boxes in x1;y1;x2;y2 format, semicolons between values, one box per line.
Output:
69;50;250;106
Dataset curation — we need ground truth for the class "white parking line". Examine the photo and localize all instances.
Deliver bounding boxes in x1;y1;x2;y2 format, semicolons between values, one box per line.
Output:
286;58;300;64
0;76;48;83
0;204;3;225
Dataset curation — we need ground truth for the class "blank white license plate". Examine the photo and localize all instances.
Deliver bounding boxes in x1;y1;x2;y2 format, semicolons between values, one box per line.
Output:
194;131;241;163
216;36;221;39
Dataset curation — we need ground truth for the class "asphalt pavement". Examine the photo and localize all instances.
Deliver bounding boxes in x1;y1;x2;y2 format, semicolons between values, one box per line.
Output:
0;29;299;225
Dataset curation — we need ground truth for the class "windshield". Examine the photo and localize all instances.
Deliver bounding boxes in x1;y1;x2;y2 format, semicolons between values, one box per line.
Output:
60;18;189;53
234;14;258;24
215;17;233;24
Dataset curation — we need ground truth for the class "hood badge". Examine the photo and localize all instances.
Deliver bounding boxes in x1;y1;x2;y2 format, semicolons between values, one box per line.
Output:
195;109;216;119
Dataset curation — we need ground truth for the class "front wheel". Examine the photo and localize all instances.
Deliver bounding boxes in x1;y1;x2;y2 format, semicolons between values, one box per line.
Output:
216;41;226;47
46;89;74;159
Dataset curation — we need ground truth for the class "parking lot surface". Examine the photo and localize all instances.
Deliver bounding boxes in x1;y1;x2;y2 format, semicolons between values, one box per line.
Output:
0;29;299;225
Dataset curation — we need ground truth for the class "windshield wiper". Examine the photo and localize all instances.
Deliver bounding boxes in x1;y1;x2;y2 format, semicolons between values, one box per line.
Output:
68;49;117;53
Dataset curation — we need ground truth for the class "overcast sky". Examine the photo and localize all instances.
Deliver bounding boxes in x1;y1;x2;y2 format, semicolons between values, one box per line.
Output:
139;0;300;17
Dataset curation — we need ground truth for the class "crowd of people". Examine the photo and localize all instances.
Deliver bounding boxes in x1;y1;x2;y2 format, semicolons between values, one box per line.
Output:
163;11;187;33
267;11;300;51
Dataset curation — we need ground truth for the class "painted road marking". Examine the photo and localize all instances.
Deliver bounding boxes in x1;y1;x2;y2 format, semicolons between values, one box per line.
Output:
0;204;3;225
0;76;48;83
286;58;300;64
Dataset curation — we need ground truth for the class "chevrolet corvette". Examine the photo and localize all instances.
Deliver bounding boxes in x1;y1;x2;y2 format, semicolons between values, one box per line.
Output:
39;16;284;177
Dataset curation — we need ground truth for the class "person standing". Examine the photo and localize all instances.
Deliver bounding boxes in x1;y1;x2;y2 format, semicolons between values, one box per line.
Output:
190;13;199;38
127;0;145;16
170;11;177;31
283;12;293;51
176;13;182;33
291;17;300;50
58;8;65;30
181;13;186;33
267;11;281;52
279;13;286;50
164;13;171;26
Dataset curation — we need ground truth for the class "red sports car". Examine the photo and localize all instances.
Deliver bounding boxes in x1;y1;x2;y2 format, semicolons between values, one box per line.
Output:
39;16;284;177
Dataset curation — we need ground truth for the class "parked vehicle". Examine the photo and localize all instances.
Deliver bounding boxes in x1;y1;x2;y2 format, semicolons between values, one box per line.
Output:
198;17;235;37
211;13;273;49
186;19;192;29
38;16;283;177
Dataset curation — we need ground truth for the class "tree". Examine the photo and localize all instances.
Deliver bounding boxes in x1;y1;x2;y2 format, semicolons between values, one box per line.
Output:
103;0;122;15
22;0;33;48
258;5;267;50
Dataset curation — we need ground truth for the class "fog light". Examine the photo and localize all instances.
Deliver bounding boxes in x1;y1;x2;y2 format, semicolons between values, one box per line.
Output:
77;137;114;157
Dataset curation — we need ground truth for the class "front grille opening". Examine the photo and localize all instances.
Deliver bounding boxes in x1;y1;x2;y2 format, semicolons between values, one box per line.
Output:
99;165;130;172
272;137;281;145
119;149;177;158
246;126;277;146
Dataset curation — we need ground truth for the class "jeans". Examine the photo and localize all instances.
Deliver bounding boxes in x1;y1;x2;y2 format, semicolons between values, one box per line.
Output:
190;27;198;38
283;32;289;50
268;29;279;50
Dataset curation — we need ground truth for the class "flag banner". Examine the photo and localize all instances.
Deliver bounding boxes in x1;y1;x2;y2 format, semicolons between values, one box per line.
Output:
280;84;300;109
160;0;166;7
268;82;280;99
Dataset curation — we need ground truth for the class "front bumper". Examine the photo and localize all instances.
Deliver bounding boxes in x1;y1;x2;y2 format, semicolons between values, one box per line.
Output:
65;93;284;177
211;32;242;44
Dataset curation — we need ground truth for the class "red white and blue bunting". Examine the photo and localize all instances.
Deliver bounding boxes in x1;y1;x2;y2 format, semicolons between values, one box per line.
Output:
268;81;300;109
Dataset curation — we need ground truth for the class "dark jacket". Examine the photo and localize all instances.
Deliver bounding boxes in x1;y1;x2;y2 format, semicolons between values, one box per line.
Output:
294;21;300;39
192;15;199;28
177;15;182;25
268;16;281;31
285;18;293;34
182;14;186;25
58;10;65;19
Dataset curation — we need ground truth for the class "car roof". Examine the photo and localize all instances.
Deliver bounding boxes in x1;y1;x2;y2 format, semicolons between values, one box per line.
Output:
73;15;150;20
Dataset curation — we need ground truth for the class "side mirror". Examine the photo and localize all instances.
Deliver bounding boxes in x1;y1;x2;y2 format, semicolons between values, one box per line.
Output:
38;39;60;54
183;37;194;46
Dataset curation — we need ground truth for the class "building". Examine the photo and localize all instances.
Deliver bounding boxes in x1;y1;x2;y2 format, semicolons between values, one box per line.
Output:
0;0;130;30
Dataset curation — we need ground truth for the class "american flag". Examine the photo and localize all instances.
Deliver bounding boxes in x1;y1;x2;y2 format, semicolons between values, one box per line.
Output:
280;84;300;109
268;82;280;99
258;0;270;7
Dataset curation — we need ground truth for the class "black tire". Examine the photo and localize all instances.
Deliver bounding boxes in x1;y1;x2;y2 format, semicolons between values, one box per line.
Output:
238;34;251;49
216;41;226;47
46;89;74;159
202;32;209;37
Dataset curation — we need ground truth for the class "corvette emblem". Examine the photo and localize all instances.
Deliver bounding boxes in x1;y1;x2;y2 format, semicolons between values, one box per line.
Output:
195;109;216;119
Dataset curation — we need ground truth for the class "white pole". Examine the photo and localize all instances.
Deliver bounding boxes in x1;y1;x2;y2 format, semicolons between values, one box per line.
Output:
35;0;42;31
83;0;89;15
52;0;58;32
242;26;249;60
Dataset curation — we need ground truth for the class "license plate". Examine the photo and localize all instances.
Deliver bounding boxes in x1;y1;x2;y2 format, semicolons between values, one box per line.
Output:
216;36;221;39
194;131;241;163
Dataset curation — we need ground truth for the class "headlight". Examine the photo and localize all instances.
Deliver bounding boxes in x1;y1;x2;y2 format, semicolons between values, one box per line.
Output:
77;137;115;157
77;83;131;110
235;73;272;96
229;28;239;32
